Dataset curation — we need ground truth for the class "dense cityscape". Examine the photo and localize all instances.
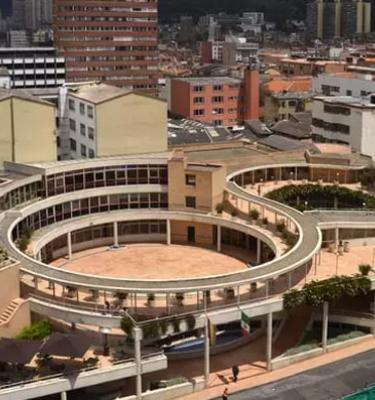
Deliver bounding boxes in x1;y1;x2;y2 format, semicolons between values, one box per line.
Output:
1;1;375;400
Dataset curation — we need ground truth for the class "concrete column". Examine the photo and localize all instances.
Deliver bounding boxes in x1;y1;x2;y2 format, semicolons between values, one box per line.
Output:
295;167;298;180
133;327;143;399
322;301;329;353
217;225;221;252
113;221;119;247
196;291;200;310
134;293;138;311
237;286;240;305
34;276;38;289
166;219;171;246
288;272;292;289
52;282;56;297
275;213;278;225
335;227;339;246
314;254;318;275
204;316;210;388
265;280;269;298
67;232;72;260
37;252;41;262
266;312;273;371
60;392;67;400
256;239;261;265
166;293;170;314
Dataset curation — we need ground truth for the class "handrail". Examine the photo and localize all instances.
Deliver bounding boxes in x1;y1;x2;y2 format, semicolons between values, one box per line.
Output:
0;351;164;391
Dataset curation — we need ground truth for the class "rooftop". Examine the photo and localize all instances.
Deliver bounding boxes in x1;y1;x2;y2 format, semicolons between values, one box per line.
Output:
264;77;312;93
173;76;242;85
68;83;131;104
271;120;312;139
0;88;54;107
314;95;375;109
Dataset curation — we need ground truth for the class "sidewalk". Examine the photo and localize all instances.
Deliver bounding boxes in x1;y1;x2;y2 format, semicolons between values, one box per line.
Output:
182;336;375;400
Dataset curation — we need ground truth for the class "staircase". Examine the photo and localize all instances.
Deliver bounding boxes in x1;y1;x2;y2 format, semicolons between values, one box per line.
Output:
0;298;24;325
274;307;312;355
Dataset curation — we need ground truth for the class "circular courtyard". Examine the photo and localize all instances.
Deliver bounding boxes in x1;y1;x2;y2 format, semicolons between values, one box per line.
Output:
51;244;251;280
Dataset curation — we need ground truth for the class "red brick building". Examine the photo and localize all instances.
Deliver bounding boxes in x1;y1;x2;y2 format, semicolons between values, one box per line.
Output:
170;67;259;127
53;0;159;94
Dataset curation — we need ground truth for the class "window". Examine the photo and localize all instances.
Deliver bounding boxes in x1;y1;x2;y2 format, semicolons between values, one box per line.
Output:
89;149;95;158
68;99;75;111
361;90;369;97
185;196;196;208
79;103;85;115
193;109;205;116
193;97;205;104
80;123;86;136
214;120;223;126
212;96;224;103
87;105;94;118
213;84;223;91
324;104;351;116
288;101;296;107
193;85;204;92
213;108;224;114
69;119;76;132
185;174;196;186
70;138;76;151
88;127;94;140
228;108;237;113
346;90;352;96
81;144;87;157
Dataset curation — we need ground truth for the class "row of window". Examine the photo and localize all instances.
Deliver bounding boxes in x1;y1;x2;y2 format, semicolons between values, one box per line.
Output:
192;84;241;92
312;118;350;134
193;95;244;104
68;99;94;118
323;104;351;116
70;139;95;159
14;192;168;240
69;120;95;140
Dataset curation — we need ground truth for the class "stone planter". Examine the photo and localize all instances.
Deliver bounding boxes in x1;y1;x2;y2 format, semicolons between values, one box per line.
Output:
328;243;336;253
338;245;344;256
344;241;350;252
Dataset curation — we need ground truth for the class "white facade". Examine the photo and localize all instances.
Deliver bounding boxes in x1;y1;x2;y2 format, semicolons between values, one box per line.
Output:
313;73;375;98
312;96;375;159
58;86;97;160
0;47;65;89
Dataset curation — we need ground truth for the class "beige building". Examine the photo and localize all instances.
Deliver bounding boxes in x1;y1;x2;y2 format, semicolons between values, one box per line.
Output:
58;83;168;160
0;89;57;165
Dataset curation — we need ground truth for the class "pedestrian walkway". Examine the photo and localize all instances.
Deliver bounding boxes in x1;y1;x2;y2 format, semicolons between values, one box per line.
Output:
182;337;375;400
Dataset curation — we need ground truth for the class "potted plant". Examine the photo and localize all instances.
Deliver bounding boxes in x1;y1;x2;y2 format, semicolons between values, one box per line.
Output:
204;290;211;305
147;293;155;307
172;317;180;333
249;209;260;222
231;209;238;218
114;292;128;306
176;292;184;307
215;202;225;215
185;315;196;331
262;217;268;226
121;316;134;338
250;282;257;292
225;287;235;300
276;220;286;234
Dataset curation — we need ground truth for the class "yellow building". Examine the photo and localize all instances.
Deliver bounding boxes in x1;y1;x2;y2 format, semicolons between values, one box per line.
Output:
59;83;167;160
0;90;57;165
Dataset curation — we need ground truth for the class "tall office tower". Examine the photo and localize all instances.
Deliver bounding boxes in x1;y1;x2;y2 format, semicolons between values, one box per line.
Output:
11;0;26;29
25;0;53;31
323;0;342;40
306;0;324;40
53;0;159;94
341;0;371;36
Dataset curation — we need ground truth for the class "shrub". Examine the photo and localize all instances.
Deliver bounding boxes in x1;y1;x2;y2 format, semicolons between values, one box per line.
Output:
121;316;134;337
185;315;196;331
359;264;372;276
215;203;225;214
231;209;238;217
249;209;260;220
276;220;286;233
262;217;268;225
16;320;52;340
16;237;29;252
142;320;160;340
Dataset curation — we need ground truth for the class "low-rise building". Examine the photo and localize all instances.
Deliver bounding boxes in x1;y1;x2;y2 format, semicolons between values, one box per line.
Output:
169;67;260;127
58;83;167;160
222;36;259;65
313;71;375;98
263;77;313;124
312;95;375;159
279;58;346;77
0;89;57;165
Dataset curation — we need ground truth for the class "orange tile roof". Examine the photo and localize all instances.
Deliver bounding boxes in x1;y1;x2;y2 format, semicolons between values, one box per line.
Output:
264;77;312;93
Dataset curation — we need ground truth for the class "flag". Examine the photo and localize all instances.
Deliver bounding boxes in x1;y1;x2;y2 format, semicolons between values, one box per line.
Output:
241;312;251;336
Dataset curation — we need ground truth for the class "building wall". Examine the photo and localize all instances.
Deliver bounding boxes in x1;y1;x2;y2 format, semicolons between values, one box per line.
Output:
53;0;159;93
0;97;57;165
313;74;375;97
170;80;191;117
0;263;20;315
96;94;167;157
0;301;31;339
170;220;214;246
168;155;226;212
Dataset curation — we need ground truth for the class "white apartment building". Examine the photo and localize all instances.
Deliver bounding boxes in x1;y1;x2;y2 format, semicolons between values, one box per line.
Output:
312;95;375;159
0;47;65;88
313;72;375;98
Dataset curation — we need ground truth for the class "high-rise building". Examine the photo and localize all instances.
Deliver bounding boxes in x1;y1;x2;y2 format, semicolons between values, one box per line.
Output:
306;0;371;41
11;0;26;29
53;0;159;94
25;0;53;31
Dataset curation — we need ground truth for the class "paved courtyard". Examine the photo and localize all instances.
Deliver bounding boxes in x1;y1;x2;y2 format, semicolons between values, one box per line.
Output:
52;244;251;279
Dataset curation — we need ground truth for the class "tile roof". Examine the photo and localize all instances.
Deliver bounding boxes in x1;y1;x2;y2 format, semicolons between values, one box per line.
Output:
264;77;312;93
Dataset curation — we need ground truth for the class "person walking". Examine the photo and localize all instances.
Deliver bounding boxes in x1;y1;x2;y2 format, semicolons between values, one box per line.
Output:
222;387;229;400
232;365;239;382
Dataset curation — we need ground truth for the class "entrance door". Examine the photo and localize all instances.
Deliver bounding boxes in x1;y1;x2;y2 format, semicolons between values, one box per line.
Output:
187;226;196;243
